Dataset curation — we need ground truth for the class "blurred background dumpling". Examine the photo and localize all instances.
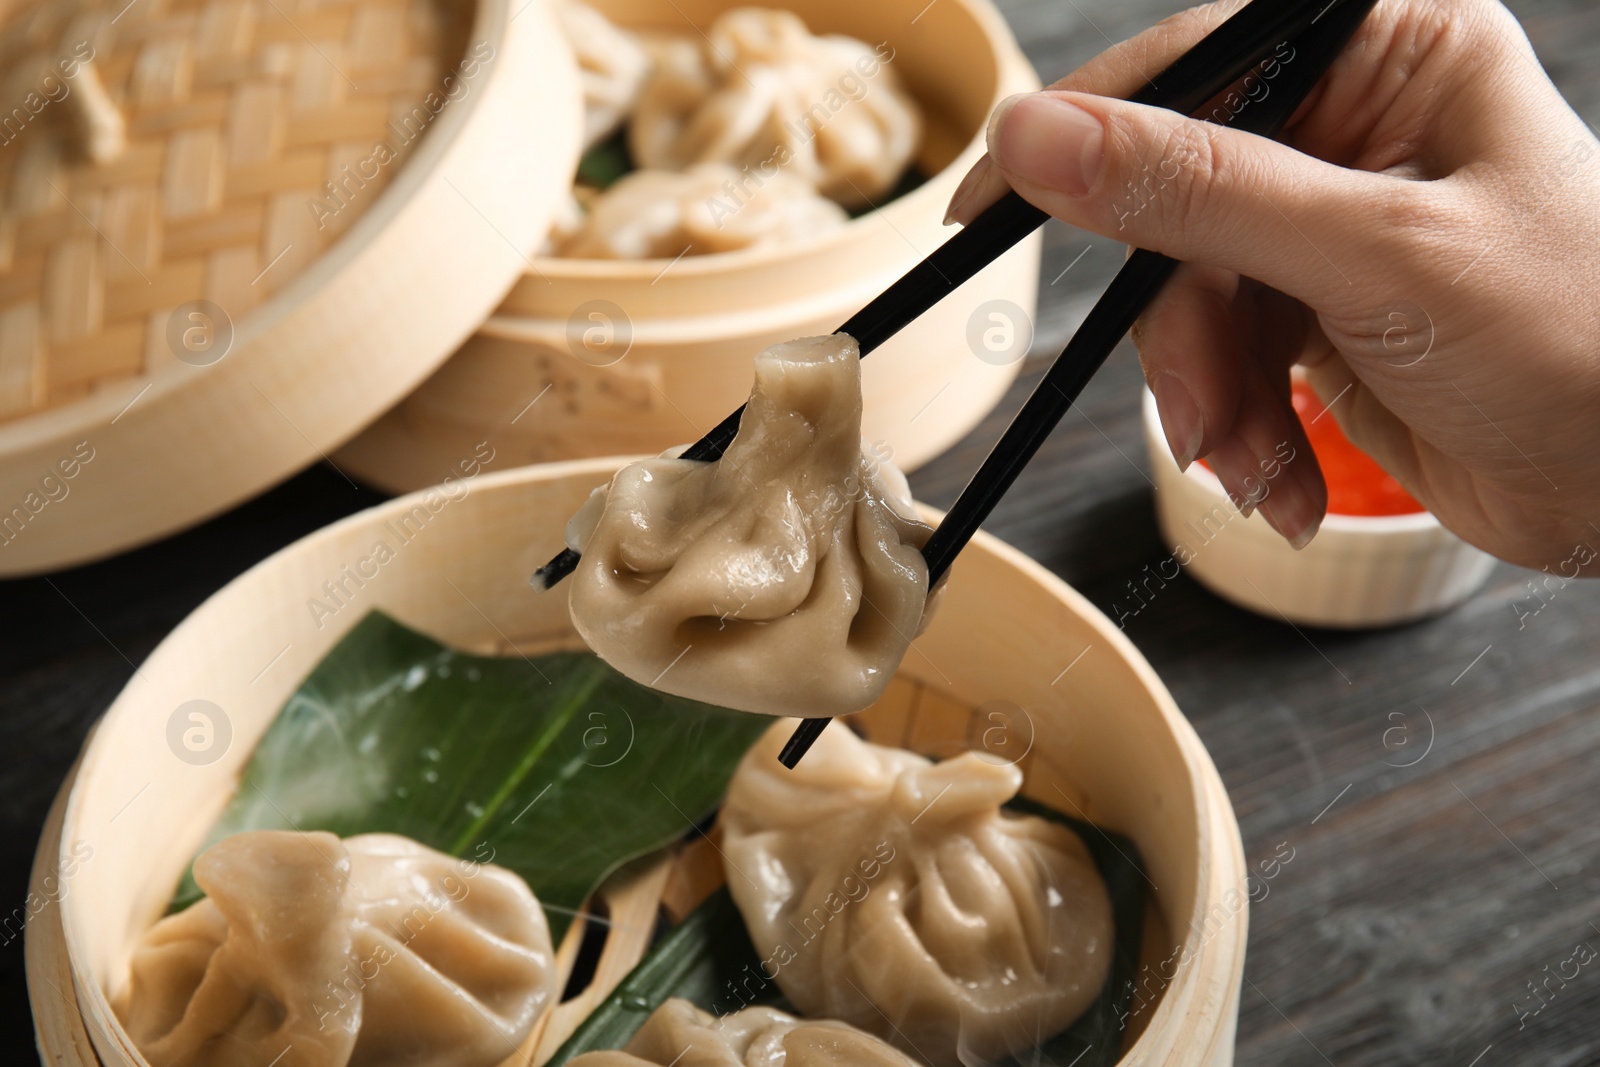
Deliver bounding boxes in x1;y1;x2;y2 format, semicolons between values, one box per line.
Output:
629;8;922;208
556;163;847;259
557;0;653;150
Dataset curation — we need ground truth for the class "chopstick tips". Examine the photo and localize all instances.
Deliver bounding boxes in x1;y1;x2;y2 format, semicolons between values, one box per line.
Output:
779;717;832;768
531;548;580;591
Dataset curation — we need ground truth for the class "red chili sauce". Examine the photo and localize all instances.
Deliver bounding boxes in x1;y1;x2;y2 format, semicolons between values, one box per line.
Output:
1198;381;1424;516
1292;380;1423;516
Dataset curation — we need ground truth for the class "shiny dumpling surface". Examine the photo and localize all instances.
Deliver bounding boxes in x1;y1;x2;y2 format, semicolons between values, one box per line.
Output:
719;722;1114;1067
629;8;921;208
564;333;935;717
115;830;558;1067
566;998;924;1067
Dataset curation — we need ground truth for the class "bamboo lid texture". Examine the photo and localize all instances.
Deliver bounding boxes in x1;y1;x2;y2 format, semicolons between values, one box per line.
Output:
0;0;580;574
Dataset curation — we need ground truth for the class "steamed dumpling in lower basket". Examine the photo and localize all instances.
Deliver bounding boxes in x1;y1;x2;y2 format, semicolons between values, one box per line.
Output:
115;831;558;1067
719;722;1114;1067
564;333;937;717
568;998;923;1067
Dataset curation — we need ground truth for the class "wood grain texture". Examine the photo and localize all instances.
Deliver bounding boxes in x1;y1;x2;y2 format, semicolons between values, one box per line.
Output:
2;1;1598;1065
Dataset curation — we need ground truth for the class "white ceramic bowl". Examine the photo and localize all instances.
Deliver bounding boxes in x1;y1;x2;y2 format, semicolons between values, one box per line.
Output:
1141;389;1496;628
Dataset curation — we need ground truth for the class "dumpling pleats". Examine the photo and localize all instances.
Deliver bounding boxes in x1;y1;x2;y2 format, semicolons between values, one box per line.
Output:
720;724;1114;1067
566;334;936;717
114;831;559;1067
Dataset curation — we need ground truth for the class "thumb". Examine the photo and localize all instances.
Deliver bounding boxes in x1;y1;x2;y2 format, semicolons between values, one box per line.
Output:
987;90;1399;308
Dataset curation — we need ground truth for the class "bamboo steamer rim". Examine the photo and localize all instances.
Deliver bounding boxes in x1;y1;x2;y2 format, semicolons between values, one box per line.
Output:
28;458;1247;1067
0;0;581;575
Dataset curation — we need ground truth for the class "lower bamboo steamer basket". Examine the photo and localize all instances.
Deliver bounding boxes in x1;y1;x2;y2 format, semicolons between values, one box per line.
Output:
27;459;1247;1066
334;0;1043;490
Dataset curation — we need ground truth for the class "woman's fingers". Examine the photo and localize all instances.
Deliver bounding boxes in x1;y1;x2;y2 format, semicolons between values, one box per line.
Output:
1134;262;1241;470
1137;269;1327;547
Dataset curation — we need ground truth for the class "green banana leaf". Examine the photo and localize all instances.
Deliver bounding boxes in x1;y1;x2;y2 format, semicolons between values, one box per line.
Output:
170;611;771;943
577;131;634;190
550;800;1147;1067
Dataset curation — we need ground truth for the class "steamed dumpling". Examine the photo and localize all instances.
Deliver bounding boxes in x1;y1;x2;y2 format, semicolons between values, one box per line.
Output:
116;831;558;1067
629;8;922;208
557;163;847;259
719;723;1114;1067
564;334;936;717
116;832;360;1066
557;0;651;150
568;998;923;1067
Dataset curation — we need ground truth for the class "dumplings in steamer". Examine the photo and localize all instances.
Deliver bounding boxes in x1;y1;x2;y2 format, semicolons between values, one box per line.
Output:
115;830;559;1067
564;334;937;717
720;723;1114;1067
556;0;651;150
568;998;924;1067
630;8;922;208
556;163;847;260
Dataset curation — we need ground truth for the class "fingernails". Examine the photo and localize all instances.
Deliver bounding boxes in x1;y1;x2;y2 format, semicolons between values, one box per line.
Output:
1152;372;1203;472
1256;456;1326;551
992;93;1106;197
1202;449;1263;519
944;156;991;226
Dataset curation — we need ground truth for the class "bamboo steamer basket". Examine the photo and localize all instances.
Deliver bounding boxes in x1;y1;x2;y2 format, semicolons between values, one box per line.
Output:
334;0;1043;491
27;459;1247;1067
0;0;580;575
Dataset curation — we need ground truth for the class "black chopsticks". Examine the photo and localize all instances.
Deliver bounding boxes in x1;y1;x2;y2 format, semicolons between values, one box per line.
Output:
530;0;1369;594
775;0;1382;769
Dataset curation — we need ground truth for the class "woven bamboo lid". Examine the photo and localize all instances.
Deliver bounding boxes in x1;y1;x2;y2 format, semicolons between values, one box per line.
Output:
0;0;580;574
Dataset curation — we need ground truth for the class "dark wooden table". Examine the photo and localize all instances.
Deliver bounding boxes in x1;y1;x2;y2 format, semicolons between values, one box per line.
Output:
4;1;1598;1062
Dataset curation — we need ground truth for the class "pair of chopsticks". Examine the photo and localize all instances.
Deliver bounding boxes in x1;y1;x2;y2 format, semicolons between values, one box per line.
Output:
534;0;1381;769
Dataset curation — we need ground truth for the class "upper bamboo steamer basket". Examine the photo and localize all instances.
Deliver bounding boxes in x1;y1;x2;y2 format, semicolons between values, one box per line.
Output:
0;0;579;575
26;458;1248;1067
334;0;1043;491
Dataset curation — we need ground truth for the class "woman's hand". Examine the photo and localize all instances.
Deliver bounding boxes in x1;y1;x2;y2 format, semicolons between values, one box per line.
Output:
947;0;1600;571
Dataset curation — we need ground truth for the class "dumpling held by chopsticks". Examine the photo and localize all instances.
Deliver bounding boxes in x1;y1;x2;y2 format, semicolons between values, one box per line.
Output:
563;334;938;717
